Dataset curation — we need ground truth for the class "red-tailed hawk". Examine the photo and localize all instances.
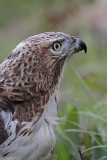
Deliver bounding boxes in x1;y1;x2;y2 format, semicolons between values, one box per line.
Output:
0;32;87;160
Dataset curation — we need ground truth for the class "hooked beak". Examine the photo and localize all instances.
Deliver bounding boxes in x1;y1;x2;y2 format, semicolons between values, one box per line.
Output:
75;38;87;54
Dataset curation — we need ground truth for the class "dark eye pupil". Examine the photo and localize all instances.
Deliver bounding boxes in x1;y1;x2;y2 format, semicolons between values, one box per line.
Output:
55;44;59;49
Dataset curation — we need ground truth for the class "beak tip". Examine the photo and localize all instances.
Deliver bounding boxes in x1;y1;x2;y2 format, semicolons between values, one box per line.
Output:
84;46;87;54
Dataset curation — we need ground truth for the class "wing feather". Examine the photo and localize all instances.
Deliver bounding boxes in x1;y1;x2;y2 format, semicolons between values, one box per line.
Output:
0;97;13;144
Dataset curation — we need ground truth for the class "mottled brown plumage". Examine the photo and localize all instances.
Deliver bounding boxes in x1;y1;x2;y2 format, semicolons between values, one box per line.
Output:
0;32;87;160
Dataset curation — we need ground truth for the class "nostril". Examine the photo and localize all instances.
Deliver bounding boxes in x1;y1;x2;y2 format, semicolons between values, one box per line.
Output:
71;36;77;43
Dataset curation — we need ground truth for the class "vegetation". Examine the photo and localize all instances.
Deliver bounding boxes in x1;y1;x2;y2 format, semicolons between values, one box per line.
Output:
0;0;107;159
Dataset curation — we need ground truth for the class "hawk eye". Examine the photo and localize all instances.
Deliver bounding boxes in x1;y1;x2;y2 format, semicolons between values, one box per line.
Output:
52;42;61;51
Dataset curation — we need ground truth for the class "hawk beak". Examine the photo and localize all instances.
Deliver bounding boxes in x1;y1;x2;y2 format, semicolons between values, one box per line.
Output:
75;38;87;54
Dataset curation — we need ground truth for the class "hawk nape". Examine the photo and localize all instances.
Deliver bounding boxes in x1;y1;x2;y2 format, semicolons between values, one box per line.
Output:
0;32;87;160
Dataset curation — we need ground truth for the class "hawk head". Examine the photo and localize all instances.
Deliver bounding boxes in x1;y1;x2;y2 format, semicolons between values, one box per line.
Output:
22;32;87;91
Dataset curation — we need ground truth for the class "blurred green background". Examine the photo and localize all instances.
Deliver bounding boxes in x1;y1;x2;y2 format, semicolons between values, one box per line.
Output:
0;0;107;159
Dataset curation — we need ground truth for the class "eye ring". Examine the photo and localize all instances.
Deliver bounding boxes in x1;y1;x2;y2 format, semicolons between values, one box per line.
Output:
52;42;61;51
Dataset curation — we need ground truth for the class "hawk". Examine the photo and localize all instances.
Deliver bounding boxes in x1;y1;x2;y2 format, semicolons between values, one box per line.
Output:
0;32;87;160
